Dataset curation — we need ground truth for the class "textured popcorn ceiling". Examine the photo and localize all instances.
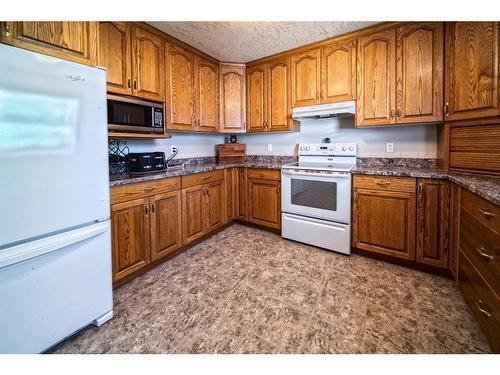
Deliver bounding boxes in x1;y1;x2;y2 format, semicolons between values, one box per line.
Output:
148;22;377;62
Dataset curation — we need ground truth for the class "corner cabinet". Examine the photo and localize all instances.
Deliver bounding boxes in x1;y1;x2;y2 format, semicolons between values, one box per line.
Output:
416;179;450;269
219;63;246;133
445;22;499;121
356;22;443;126
98;23;165;101
0;22;98;66
247;57;297;132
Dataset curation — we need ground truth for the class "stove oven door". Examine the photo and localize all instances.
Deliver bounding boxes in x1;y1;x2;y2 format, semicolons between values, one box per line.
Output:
281;169;351;223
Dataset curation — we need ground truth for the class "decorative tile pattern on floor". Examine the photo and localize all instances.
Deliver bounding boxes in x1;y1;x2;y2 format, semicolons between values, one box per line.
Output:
51;225;490;354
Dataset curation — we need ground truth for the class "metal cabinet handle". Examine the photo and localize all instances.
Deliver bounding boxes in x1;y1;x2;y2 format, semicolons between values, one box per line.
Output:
397;108;402;119
444;103;449;116
390;109;395;119
127;79;131;89
476;300;492;318
133;80;137;90
376;181;391;186
151;202;155;214
144;204;149;216
476;247;494;262
418;182;424;200
478;208;495;219
143;187;155;193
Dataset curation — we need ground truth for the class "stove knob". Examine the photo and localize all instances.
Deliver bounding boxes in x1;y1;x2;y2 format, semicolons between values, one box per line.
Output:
349;146;354;151
300;146;304;151
342;146;347;151
305;146;310;151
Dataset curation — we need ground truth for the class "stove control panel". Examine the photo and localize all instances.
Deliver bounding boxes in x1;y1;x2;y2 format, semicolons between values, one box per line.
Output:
298;143;357;156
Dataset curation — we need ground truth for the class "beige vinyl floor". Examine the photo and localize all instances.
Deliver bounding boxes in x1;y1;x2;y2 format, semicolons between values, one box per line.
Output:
51;224;490;354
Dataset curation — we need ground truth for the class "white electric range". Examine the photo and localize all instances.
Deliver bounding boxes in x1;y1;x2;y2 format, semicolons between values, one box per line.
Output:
281;143;357;254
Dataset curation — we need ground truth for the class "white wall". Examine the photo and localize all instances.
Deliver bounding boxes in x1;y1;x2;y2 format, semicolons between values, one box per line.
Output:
122;117;437;159
239;117;438;158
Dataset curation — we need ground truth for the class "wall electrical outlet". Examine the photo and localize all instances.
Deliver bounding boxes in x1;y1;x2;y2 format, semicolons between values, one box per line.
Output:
386;142;394;153
170;145;178;154
267;144;273;152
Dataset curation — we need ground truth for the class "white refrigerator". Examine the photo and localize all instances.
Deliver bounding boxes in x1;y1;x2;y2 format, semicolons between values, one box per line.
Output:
0;44;113;353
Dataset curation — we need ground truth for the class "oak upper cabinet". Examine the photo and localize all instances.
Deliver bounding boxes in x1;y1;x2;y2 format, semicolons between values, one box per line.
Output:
98;22;132;95
352;176;416;261
247;169;281;230
150;191;182;262
219;63;246;133
111;197;151;283
166;43;195;131
445;22;499;121
194;56;219;132
235;168;248;220
247;64;267;132
416;179;450;269
247;57;295;133
320;40;357;103
98;23;165;101
0;22;98;65
396;22;444;124
291;48;321;107
356;29;397;126
131;26;165;101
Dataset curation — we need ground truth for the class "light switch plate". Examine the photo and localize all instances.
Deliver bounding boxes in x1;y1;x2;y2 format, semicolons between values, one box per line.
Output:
386;143;394;153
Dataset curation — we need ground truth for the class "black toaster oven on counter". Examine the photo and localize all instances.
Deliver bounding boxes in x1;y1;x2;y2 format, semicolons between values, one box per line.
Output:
127;152;166;173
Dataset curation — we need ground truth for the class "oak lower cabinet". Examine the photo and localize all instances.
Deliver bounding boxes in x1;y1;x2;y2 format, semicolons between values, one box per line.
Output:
0;21;98;66
181;170;226;244
244;169;281;230
445;22;499;121
416;179;450;269
110;177;182;284
225;168;236;222
352;177;416;260
235;168;248;220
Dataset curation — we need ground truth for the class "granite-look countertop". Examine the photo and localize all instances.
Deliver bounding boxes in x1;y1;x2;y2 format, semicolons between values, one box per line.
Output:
110;159;499;206
109;160;290;187
352;166;500;206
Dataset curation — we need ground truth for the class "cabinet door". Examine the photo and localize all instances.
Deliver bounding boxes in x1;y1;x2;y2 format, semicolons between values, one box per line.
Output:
268;58;292;132
205;179;226;233
445;22;499;121
247;64;268;132
182;185;205;244
353;188;416;260
449;184;461;280
247;178;281;229
235;168;248;220
220;64;246;133
291;48;321;107
131;26;165;101
111;197;150;283
195;56;219;132
356;29;397;126
396;22;444;124
416;179;450;269
167;44;195;130
150;191;182;262
226;168;236;222
321;40;356;103
98;22;132;95
0;22;97;66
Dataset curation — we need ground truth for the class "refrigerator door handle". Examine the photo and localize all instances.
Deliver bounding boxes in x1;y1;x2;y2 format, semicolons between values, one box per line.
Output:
0;221;110;269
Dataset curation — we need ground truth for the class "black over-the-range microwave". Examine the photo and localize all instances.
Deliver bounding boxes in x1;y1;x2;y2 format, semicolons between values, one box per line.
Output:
107;94;164;134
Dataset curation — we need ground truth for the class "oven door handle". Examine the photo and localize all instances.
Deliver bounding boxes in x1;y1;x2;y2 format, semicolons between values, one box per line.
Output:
281;169;351;178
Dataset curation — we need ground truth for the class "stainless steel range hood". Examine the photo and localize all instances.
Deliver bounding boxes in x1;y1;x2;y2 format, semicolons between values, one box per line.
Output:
292;101;355;120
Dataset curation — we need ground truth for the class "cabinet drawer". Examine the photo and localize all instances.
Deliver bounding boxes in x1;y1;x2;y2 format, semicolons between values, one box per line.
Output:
111;177;181;204
247;168;280;181
458;251;500;352
461;189;500;233
460;208;500;296
182;169;225;188
353;175;416;193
